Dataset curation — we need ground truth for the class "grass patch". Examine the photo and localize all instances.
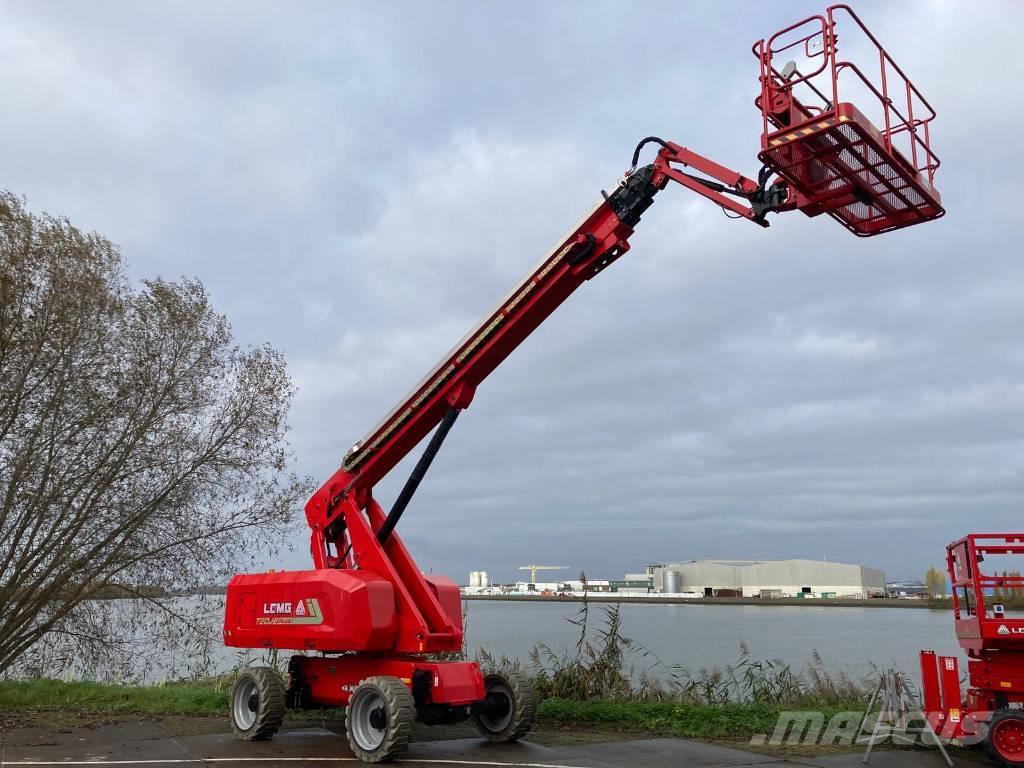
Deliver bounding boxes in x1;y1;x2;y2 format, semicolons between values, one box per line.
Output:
0;678;229;716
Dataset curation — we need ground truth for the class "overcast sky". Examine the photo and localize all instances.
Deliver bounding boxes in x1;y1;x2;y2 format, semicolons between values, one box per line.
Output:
2;2;1021;586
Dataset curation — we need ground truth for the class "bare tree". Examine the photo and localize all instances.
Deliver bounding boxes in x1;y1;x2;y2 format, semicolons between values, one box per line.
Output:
0;191;311;676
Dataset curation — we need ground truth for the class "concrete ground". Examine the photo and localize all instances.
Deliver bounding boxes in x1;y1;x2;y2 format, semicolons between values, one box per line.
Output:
0;718;980;768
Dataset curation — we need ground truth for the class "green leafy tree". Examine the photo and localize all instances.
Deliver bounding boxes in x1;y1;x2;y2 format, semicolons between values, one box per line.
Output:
0;192;311;676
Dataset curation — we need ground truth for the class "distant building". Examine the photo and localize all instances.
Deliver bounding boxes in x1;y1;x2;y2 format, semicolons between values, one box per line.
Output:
615;574;656;594
886;580;929;598
648;559;885;599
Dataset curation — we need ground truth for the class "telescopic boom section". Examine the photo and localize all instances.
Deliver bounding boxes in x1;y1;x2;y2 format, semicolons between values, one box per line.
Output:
304;141;788;567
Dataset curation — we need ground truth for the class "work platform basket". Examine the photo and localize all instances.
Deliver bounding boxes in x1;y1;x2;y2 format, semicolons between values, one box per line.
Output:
754;5;943;237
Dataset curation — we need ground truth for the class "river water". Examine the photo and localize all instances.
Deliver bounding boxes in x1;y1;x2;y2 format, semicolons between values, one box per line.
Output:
462;600;961;681
100;597;963;684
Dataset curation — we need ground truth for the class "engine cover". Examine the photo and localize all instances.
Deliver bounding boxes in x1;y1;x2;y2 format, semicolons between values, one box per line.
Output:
224;569;398;652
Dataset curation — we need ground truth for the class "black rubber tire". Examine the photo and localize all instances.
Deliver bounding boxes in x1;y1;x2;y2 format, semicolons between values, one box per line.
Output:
472;666;536;743
345;676;415;763
988;709;1024;767
229;666;285;741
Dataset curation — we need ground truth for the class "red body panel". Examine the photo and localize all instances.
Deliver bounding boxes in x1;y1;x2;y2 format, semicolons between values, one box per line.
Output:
939;655;962;712
920;651;942;714
223;570;398;652
224;568;463;655
294;656;484;708
425;574;462;631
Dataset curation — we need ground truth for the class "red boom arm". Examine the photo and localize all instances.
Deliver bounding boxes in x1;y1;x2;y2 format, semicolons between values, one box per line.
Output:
304;140;788;582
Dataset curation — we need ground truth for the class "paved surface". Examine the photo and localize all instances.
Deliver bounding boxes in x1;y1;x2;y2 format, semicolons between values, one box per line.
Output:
0;721;977;767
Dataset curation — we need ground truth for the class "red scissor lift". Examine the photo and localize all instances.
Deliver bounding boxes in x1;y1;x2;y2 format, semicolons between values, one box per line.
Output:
754;5;943;236
922;535;1024;767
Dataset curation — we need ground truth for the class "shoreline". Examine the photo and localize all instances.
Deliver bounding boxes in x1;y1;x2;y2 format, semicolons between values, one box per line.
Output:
463;593;939;609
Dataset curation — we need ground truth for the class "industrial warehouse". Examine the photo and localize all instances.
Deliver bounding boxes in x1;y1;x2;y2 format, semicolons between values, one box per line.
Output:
463;559;886;600
628;559;886;599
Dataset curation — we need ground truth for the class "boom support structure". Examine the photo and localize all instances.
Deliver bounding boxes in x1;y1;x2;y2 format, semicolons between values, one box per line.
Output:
303;145;782;638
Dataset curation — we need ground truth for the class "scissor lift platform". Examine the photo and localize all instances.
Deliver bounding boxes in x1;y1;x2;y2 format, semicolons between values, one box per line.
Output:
920;534;1024;767
754;5;944;237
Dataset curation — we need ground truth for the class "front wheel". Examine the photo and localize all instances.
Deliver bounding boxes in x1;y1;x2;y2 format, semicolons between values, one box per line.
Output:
230;666;285;741
345;676;415;763
472;667;535;743
988;710;1024;767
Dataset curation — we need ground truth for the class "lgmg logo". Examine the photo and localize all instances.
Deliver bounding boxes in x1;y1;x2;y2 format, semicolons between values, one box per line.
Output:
256;598;324;626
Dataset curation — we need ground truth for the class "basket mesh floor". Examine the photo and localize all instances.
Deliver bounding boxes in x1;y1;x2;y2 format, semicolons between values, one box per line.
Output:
760;104;943;236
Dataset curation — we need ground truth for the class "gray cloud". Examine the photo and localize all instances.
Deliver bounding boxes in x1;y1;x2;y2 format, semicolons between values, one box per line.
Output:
2;1;1021;586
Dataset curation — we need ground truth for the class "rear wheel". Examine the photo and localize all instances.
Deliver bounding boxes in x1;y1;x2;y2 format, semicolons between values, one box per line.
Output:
988;710;1024;767
472;667;535;743
345;676;415;763
230;667;285;741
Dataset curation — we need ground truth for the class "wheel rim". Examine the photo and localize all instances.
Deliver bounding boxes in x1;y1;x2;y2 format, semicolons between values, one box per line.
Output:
479;680;514;733
994;718;1024;761
350;689;388;751
232;678;259;731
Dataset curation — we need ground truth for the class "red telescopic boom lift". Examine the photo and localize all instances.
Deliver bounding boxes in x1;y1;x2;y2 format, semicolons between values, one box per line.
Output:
223;6;944;761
